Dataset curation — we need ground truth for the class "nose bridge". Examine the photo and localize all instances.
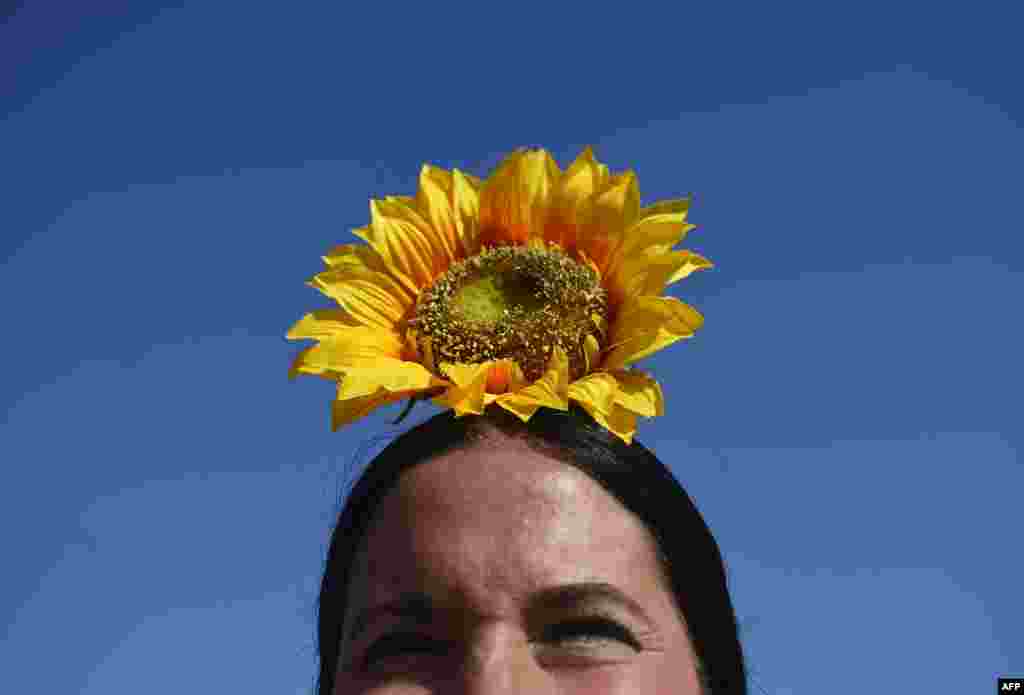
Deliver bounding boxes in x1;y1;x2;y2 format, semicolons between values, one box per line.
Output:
457;622;546;695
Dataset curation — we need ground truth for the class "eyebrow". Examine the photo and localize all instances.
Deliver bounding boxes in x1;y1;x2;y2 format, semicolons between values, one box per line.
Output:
345;581;654;643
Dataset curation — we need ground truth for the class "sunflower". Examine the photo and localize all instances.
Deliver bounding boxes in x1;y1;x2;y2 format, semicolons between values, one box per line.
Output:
286;146;711;443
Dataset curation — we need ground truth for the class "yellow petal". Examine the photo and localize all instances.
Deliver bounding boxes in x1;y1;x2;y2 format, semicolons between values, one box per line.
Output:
386;190;459;268
442;361;493;388
639;198;692;219
433;361;492;416
568;171;640;277
452;168;483;254
612;370;665;417
604;296;704;370
590;310;609;341
318;241;416;302
386;195;450;255
600;405;638;445
479;148;561;247
661;250;713;286
609;249;714;304
483;359;523;394
322;326;404;362
495;346;570;421
307;257;413;331
336;358;443;400
330;387;423;431
567;372;641;444
416;164;484;261
287;344;336;381
321;239;416;295
558;146;610;202
353;198;444;296
604;169;641;230
286;308;359;341
582;333;601;374
626;215;696;257
287;327;403;378
605;206;697;282
568;372;619;419
543;146;607;250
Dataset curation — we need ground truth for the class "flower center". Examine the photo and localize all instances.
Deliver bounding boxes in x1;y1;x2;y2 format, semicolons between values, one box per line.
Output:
451;269;547;324
410;244;608;382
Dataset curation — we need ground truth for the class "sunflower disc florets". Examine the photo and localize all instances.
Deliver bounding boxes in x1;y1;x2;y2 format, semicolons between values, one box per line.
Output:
410;243;608;382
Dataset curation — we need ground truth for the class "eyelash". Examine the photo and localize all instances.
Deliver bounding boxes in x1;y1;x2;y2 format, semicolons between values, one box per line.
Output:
362;617;641;668
546;617;642;649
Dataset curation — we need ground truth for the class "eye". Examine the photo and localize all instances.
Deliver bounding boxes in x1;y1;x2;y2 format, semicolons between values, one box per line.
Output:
362;632;449;668
544;617;642;650
360;617;642;670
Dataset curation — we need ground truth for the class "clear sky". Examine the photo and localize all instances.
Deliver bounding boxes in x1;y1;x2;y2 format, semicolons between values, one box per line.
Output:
1;2;1020;693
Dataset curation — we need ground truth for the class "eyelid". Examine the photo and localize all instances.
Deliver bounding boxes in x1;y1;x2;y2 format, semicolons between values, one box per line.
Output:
367;622;598;653
553;605;641;635
360;631;452;669
358;612;644;668
543;615;642;649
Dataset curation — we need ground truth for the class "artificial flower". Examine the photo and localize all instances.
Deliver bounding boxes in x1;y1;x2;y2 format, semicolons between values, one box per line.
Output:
287;146;711;443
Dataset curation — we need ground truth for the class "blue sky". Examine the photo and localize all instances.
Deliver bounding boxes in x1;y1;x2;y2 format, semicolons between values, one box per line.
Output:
2;2;1020;693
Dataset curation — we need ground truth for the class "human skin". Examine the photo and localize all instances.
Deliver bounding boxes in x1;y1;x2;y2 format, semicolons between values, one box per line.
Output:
334;431;703;694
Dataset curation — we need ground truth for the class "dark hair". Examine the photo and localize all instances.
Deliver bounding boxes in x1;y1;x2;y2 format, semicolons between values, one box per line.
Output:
315;406;747;694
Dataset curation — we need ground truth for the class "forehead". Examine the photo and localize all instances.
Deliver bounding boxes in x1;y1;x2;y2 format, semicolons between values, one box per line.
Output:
347;436;665;612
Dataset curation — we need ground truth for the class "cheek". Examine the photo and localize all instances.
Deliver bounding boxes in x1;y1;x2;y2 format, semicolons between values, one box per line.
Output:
572;652;703;695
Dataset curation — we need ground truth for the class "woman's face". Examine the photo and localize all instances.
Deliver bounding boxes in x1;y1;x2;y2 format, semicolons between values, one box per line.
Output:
334;433;702;694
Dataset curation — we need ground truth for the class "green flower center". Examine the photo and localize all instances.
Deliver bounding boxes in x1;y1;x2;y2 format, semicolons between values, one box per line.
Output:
452;270;547;324
410;244;608;382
